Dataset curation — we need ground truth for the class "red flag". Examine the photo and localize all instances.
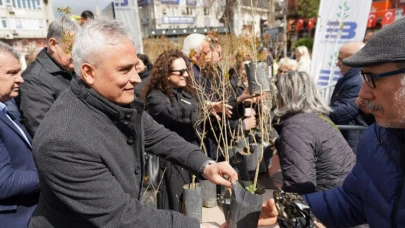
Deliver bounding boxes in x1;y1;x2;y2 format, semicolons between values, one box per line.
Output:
382;9;396;25
367;13;377;28
296;19;304;31
307;18;316;30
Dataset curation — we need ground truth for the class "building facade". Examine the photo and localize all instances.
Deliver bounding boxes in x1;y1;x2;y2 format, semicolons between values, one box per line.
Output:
0;0;53;63
137;0;268;37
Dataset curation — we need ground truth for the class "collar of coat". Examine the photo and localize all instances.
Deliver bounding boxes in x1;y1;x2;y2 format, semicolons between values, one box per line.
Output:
70;75;144;133
36;48;73;78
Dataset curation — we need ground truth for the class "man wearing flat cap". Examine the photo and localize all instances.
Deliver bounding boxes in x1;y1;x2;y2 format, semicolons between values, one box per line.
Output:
253;18;405;228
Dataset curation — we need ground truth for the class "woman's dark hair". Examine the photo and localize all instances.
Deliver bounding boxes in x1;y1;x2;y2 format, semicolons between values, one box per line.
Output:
137;53;153;71
142;49;195;101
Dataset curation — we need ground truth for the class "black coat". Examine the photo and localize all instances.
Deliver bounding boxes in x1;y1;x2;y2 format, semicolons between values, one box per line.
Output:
329;68;368;149
29;77;210;228
274;113;356;195
18;48;73;137
146;89;198;212
146;89;198;144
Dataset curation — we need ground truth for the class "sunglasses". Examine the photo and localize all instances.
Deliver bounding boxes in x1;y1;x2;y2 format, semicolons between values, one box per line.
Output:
170;69;190;77
361;68;405;88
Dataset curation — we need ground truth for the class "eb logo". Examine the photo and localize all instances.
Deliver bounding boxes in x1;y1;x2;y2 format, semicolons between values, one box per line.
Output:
325;21;357;39
115;0;128;7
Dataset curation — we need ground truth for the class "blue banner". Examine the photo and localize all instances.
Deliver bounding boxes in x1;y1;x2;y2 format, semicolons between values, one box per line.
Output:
161;0;180;4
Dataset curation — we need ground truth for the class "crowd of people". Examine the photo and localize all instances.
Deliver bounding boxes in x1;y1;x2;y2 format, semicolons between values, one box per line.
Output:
0;10;404;228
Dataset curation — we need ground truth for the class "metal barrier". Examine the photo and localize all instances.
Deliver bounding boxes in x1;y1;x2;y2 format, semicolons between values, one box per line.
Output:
318;82;337;105
337;125;368;154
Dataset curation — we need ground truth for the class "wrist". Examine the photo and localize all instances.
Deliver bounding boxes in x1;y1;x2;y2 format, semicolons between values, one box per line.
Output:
199;160;216;178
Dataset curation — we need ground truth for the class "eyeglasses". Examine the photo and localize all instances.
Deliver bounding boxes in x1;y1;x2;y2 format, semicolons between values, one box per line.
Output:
170;69;189;77
361;68;405;88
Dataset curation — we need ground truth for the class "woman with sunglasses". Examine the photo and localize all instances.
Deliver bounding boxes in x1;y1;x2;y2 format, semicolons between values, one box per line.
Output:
143;50;198;212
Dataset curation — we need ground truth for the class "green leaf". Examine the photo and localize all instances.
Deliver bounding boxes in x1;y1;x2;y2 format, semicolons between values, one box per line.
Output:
344;15;349;19
245;184;257;194
338;5;342;10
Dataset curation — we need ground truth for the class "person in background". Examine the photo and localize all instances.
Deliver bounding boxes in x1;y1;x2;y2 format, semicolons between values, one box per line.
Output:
295;46;312;76
29;19;235;228
277;57;298;75
80;10;94;25
272;71;355;195
144;49;197;212
0;41;39;228
256;17;405;228
330;42;369;151
17;18;80;137
134;53;153;99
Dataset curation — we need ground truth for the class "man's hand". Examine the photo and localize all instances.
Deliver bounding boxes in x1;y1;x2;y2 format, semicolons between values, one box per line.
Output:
244;108;256;118
203;162;238;188
258;199;278;226
237;87;255;103
207;101;233;120
243;115;257;130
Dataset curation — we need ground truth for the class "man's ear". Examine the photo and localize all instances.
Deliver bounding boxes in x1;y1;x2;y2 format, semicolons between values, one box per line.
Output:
81;63;96;85
48;38;57;53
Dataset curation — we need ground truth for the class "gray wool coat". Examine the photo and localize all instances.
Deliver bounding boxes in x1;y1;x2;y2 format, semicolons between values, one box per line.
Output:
29;77;210;228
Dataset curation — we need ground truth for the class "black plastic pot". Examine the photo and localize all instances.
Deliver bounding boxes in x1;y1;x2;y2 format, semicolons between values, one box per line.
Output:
244;144;261;171
227;181;265;228
245;61;270;95
183;183;203;222
230;153;251;181
199;180;217;208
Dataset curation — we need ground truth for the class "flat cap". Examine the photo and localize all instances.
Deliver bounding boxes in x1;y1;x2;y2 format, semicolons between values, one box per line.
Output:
343;18;405;67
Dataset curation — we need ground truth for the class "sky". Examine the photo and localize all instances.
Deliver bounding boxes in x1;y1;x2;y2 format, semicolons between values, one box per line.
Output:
52;0;112;18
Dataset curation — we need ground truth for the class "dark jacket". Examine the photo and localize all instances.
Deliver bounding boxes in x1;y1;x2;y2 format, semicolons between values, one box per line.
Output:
5;99;21;123
18;48;73;137
29;77;210;228
0;103;39;228
304;126;405;227
274;113;356;195
146;89;198;145
329;68;368;149
134;69;152;100
146;88;198;211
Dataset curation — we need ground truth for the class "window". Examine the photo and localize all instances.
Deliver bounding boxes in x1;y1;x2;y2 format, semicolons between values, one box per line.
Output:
204;7;209;15
1;18;7;28
0;0;3;6
22;0;26;8
186;7;192;15
16;0;21;8
162;8;167;15
26;0;31;9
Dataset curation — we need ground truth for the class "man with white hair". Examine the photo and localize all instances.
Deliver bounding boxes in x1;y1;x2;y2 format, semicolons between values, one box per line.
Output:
252;17;405;228
329;42;370;151
29;19;237;228
17;18;80;136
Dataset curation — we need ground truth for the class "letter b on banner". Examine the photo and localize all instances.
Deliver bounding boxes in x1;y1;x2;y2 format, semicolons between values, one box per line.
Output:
325;21;357;39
